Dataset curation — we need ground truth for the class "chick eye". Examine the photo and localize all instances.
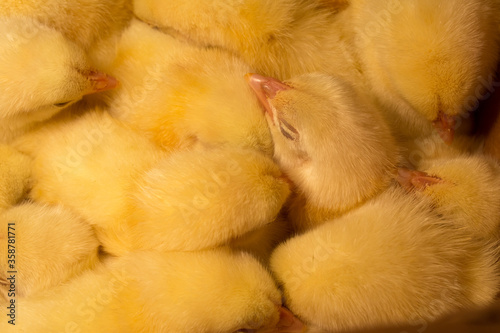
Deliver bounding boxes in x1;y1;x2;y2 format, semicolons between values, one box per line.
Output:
278;118;299;141
54;101;72;107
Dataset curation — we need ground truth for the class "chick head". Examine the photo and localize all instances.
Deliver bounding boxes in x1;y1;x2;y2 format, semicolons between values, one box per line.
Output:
0;17;117;127
247;72;397;215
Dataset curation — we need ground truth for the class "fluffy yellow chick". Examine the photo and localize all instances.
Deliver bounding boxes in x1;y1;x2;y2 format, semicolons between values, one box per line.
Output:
351;0;500;143
103;19;273;154
247;72;398;232
0;203;99;301
270;187;500;332
0;17;118;143
133;0;361;81
0;0;132;49
0;249;291;332
14;108;164;256
398;154;500;241
0;144;31;210
15;108;290;256
129;147;291;253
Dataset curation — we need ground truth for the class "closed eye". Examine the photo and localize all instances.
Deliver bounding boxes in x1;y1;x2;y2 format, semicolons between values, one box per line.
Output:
54;101;72;107
278;118;299;141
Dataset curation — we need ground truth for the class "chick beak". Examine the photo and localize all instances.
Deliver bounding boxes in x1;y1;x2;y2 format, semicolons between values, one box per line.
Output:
245;73;290;121
396;167;443;192
433;111;456;145
84;71;119;95
256;307;306;333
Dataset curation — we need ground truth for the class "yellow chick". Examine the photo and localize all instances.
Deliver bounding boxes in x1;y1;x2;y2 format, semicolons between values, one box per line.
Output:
15;108;290;256
270;187;500;332
0;203;100;301
0;249;291;332
103;19;273;154
129;146;291;253
14;108;164;256
351;0;500;143
398;154;500;241
247;72;398;232
0;17;118;143
0;144;31;210
0;0;132;50
133;0;361;81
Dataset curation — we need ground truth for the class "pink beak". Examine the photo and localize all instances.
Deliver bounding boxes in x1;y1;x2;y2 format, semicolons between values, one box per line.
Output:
84;71;119;95
245;73;291;120
433;111;457;145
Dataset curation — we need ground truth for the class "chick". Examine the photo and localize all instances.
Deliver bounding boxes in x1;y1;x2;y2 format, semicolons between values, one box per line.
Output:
103;19;273;154
0;249;290;333
247;72;398;232
351;0;500;143
125;146;291;253
0;144;31;210
270;187;500;332
0;0;132;50
398;154;500;241
15;108;290;256
0;17;118;143
0;203;99;301
14;108;164;256
133;0;362;81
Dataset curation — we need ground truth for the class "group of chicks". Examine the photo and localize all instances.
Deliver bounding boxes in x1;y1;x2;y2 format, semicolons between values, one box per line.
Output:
1;0;500;332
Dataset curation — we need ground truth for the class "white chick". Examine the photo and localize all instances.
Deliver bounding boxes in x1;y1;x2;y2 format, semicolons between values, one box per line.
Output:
351;0;500;143
270;187;499;332
133;0;362;81
0;249;295;333
103;19;273;154
0;144;31;210
0;203;100;301
247;72;398;232
0;0;132;50
398;154;500;241
129;146;291;254
0;17;118;143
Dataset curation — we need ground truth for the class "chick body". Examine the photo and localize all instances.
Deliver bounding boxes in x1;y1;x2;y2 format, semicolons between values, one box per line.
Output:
14;109;163;255
271;187;499;332
0;249;283;333
0;203;99;301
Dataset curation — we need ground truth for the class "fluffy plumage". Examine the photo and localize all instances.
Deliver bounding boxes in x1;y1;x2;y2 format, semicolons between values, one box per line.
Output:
0;203;99;301
129;147;291;253
133;0;361;81
0;0;132;49
270;187;499;332
0;144;31;210
102;19;273;153
247;72;398;232
14;109;164;255
0;17;118;143
351;0;500;142
15;108;290;256
0;249;285;332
